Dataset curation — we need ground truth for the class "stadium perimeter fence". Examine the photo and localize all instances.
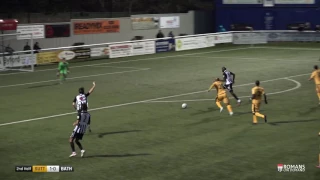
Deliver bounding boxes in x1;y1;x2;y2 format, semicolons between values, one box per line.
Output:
1;30;320;72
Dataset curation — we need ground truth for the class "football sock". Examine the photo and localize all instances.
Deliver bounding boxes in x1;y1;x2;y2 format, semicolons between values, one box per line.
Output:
70;142;75;152
317;93;320;100
232;93;239;100
253;115;258;124
75;140;83;150
227;105;233;113
216;101;222;109
255;112;265;119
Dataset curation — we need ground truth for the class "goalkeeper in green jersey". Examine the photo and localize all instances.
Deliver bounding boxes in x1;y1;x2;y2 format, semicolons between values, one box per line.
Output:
57;58;69;83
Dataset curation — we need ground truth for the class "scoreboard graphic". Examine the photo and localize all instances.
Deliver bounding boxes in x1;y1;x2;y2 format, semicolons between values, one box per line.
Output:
16;165;74;172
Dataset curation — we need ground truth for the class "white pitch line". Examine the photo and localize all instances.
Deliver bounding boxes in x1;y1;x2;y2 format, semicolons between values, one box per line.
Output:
90;65;147;70
256;46;320;51
0;68;150;88
187;55;316;62
0;73;308;127
147;78;301;103
0;47;249;76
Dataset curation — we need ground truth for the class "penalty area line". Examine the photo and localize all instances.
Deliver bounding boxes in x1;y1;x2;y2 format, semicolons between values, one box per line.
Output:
0;76;305;127
0;68;150;89
146;78;301;103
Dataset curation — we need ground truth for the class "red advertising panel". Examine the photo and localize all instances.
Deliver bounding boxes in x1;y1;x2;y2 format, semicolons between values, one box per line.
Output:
0;19;18;31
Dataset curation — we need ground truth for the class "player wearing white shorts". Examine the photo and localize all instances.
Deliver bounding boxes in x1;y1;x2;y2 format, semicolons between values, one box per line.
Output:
69;104;91;158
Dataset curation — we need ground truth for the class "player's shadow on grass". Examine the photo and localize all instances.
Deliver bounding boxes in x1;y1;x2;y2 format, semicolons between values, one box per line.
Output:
190;107;219;116
186;111;251;126
268;119;320;126
85;153;151;158
98;130;142;138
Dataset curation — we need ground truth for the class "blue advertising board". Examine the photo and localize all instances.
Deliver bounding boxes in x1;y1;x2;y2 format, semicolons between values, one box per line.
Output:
155;39;175;53
264;11;275;30
216;0;318;7
216;7;320;31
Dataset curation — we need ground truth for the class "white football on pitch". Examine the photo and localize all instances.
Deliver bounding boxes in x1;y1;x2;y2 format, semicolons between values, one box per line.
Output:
182;103;187;109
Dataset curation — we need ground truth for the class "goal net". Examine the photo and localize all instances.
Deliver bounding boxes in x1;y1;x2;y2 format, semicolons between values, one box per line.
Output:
0;33;36;72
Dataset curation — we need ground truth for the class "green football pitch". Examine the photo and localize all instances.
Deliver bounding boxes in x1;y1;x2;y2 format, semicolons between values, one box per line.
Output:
1;43;320;180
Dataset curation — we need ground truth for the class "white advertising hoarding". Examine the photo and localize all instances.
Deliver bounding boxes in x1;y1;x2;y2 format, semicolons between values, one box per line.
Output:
109;43;133;58
0;54;37;68
223;0;262;4
233;33;267;44
16;25;45;40
275;0;314;4
132;41;155;56
175;36;208;51
160;16;180;29
90;47;109;57
210;33;233;44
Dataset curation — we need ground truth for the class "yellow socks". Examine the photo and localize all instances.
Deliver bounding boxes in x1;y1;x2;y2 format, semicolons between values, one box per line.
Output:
253;115;258;124
227;105;233;113
216;101;222;109
255;112;265;119
317;93;320;100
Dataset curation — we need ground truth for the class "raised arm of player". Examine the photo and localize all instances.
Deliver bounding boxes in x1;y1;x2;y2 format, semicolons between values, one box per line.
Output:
230;72;235;83
87;81;96;94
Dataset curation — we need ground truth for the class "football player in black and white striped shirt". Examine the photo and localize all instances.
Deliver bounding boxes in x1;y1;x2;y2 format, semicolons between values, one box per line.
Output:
222;67;241;105
73;81;96;132
69;103;91;157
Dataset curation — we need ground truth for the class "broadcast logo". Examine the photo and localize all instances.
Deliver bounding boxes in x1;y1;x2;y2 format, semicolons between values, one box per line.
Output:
277;164;305;172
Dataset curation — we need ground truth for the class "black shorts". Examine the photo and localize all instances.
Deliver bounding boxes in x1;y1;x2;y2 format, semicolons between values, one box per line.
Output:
224;84;233;92
70;131;84;140
77;111;90;125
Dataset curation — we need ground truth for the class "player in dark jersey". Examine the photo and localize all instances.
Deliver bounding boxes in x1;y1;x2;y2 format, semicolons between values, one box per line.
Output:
73;81;96;132
222;67;241;105
69;103;91;157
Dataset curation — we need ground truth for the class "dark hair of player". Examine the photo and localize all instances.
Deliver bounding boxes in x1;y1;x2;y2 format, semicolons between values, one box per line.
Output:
255;80;260;86
222;67;226;72
81;103;88;111
216;78;220;81
79;87;85;94
314;65;318;70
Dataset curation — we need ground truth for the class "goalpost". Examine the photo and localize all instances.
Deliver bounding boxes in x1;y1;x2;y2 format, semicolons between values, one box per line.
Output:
0;32;35;72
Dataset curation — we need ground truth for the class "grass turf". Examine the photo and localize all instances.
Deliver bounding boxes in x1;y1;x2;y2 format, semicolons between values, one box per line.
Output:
0;44;320;180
